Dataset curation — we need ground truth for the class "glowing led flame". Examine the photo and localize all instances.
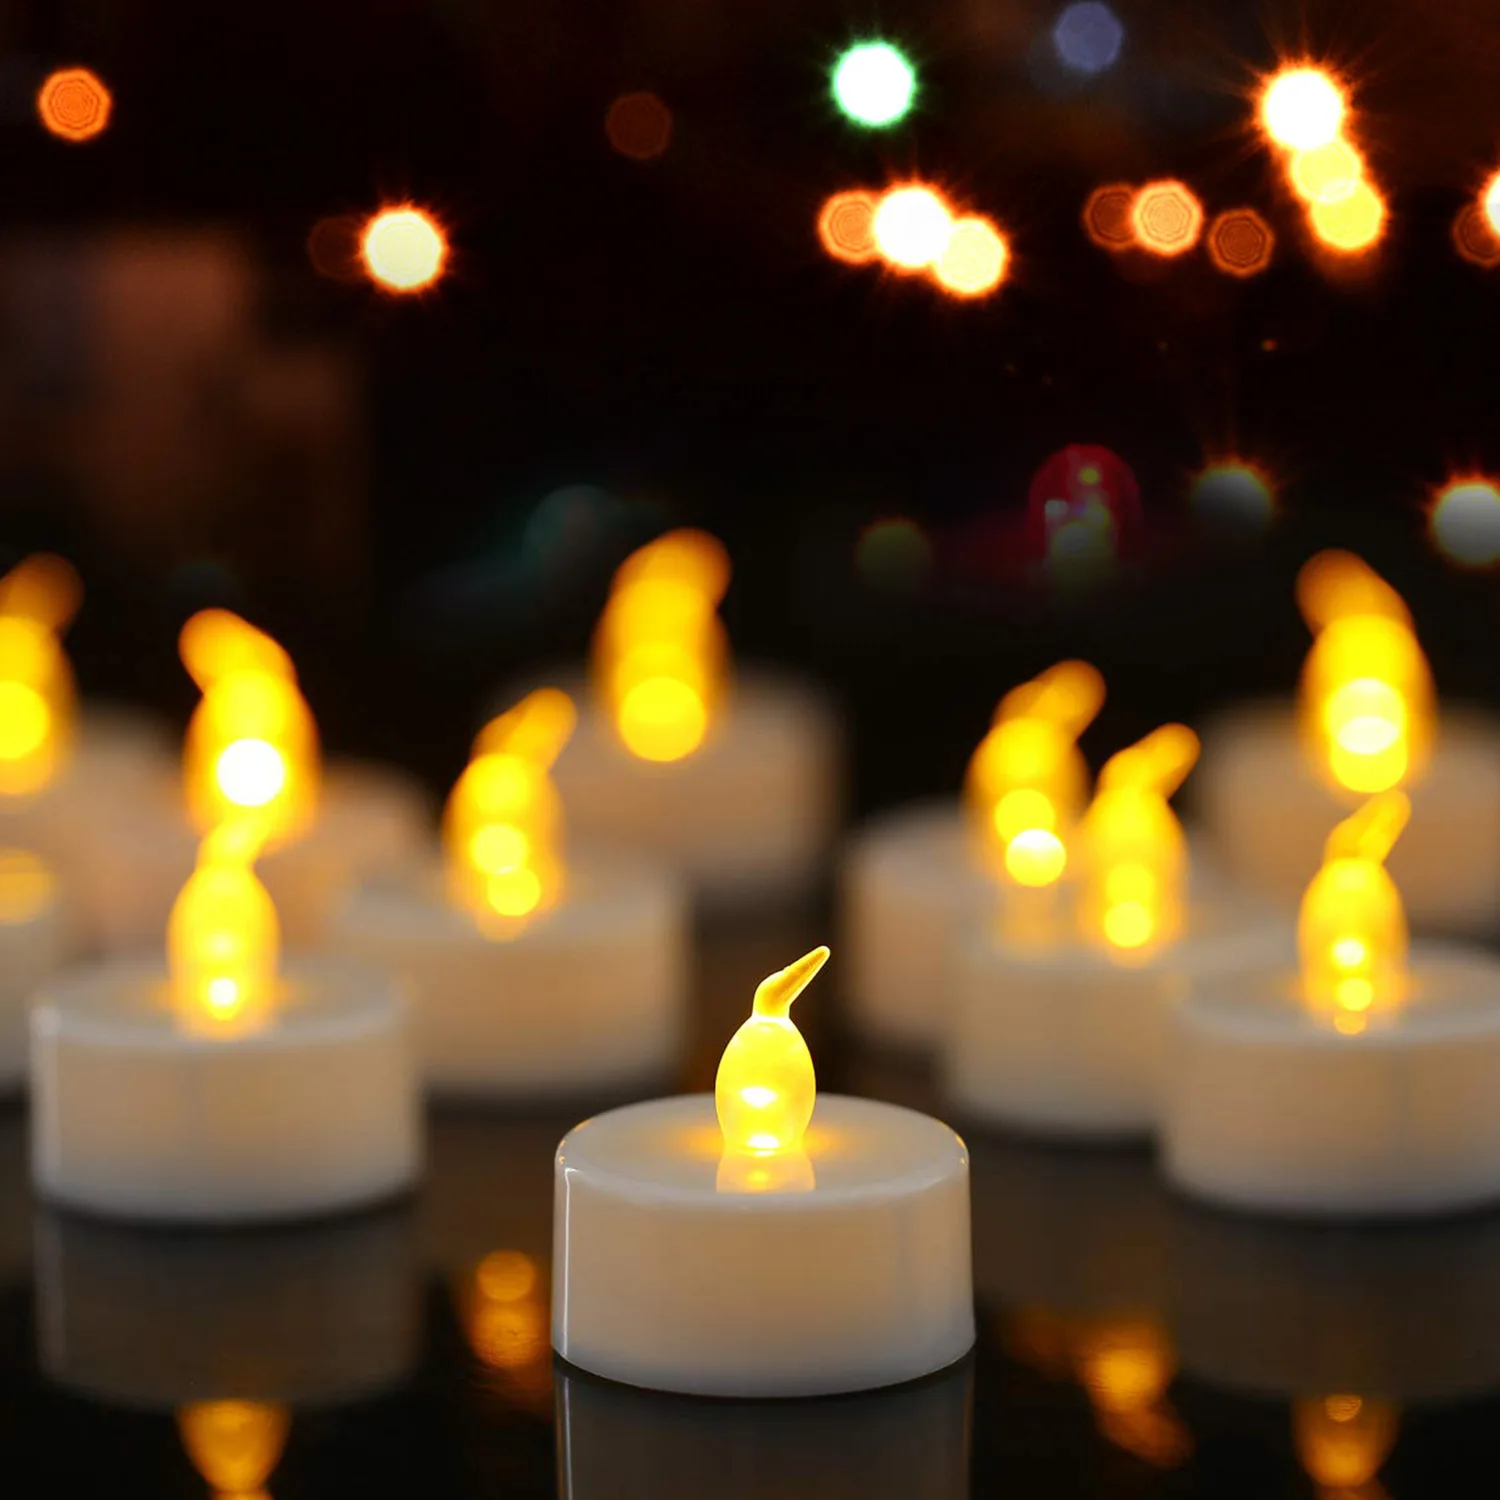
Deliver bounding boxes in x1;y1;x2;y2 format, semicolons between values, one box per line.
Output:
932;215;1010;297
1130;181;1204;257
1299;791;1409;1032
36;67;112;143
1260;67;1346;151
872;185;954;270
0;555;80;798
1296;551;1434;795
1078;724;1198;959
181;610;320;848
1309;179;1386;253
1289;139;1363;204
1293;1394;1399;1490
444;688;575;935
965;661;1105;884
818;189;880;265
594;529;730;763
361;206;448;292
178;1401;289;1498
168;821;280;1036
715;945;827;1160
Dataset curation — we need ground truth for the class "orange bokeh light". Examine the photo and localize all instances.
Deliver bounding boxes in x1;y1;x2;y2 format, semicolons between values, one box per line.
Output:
306;214;365;282
36;67;111;143
606;91;673;161
1453;203;1500;268
872;183;954;271
1289;139;1363;204
1483;170;1500;236
1206;208;1275;277
1259;66;1346;152
1130;181;1204;258
817;190;880;265
361;206;448;293
1082;184;1136;250
1309;179;1385;253
932;215;1009;298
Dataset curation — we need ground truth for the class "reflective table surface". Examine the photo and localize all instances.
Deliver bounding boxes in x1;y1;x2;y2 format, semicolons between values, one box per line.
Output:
7;913;1498;1498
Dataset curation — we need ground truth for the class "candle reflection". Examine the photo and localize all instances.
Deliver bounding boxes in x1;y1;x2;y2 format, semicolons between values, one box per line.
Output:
178;1400;290;1500
1294;1394;1399;1499
460;1249;553;1414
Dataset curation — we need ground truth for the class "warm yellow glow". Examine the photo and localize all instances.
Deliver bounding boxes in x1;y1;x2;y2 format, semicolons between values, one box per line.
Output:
37;67;112;143
1130;181;1204;257
1261;67;1346;151
872;184;954;270
715;945;828;1156
1309;179;1386;253
1075;1318;1193;1470
361;206;448;292
965;660;1104;883
1296;552;1434;795
0;555;80;798
177;1401;289;1496
817;189;881;265
180;610;320;848
1300;791;1409;1027
1078;724;1199;960
0;848;54;924
593;529;730;762
1484;170;1500;236
167;822;280;1037
1293;1394;1399;1490
1289;139;1363;203
445;688;575;936
932;216;1009;298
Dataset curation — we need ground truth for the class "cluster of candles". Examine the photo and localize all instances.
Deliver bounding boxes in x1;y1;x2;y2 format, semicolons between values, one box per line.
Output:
3;530;1500;1400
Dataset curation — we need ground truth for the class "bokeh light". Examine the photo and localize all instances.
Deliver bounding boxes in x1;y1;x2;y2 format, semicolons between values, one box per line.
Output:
832;41;916;128
1130;181;1203;258
1308;180;1385;253
1484;170;1500;236
1260;67;1345;151
36;67;112;143
817;190;880;264
361;207;448;292
1051;2;1125;76
872;185;953;270
1083;184;1136;250
1289;140;1363;204
1206;208;1275;277
856;518;933;594
1453;203;1500;268
605;91;673;160
1430;478;1500;567
933;216;1009;298
306;214;365;281
1189;462;1277;537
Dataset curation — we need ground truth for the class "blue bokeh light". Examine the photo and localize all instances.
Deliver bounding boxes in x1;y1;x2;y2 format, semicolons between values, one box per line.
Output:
1051;2;1125;76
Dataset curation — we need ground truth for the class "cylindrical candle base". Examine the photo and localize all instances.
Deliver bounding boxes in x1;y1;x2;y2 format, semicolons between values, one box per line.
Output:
31;957;421;1224
550;674;840;908
327;854;687;1099
946;906;1292;1140
553;1094;974;1397
1164;947;1500;1218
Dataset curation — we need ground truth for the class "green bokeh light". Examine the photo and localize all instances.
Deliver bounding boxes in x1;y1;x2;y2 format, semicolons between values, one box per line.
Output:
832;41;916;128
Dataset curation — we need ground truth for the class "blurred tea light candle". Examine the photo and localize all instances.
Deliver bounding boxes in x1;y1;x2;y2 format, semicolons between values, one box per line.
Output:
1165;791;1500;1217
31;819;419;1222
945;726;1290;1139
327;688;686;1097
842;660;1103;1048
552;947;974;1396
71;608;430;952
549;530;839;907
1197;550;1500;930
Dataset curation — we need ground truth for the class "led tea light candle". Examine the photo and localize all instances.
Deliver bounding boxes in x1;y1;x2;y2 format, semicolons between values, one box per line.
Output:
31;819;420;1222
328;688;686;1097
946;726;1289;1139
72;609;430;952
842;661;1103;1048
1198;550;1500;930
1165;790;1500;1216
553;946;974;1396
549;530;839;907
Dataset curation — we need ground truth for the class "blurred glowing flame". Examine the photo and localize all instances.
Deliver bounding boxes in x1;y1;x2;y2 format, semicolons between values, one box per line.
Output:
37;67;112;142
1129;181;1203;258
0;555;80;799
606;91;673;160
1082;184;1136;250
1205;209;1275;277
1309;179;1386;253
933;216;1009;297
1430;476;1500;567
178;1401;289;1498
817;190;880;265
445;688;575;936
1260;67;1346;151
1294;1394;1399;1490
873;184;954;270
1290;139;1363;204
362;206;448;293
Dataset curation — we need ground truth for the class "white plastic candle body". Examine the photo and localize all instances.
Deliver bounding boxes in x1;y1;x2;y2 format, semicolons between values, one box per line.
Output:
66;762;431;953
550;674;840;908
327;853;687;1098
35;1205;419;1406
31;956;421;1223
1197;704;1500;930
1164;946;1500;1218
945;903;1293;1139
0;880;70;1087
840;802;996;1048
553;1094;973;1397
